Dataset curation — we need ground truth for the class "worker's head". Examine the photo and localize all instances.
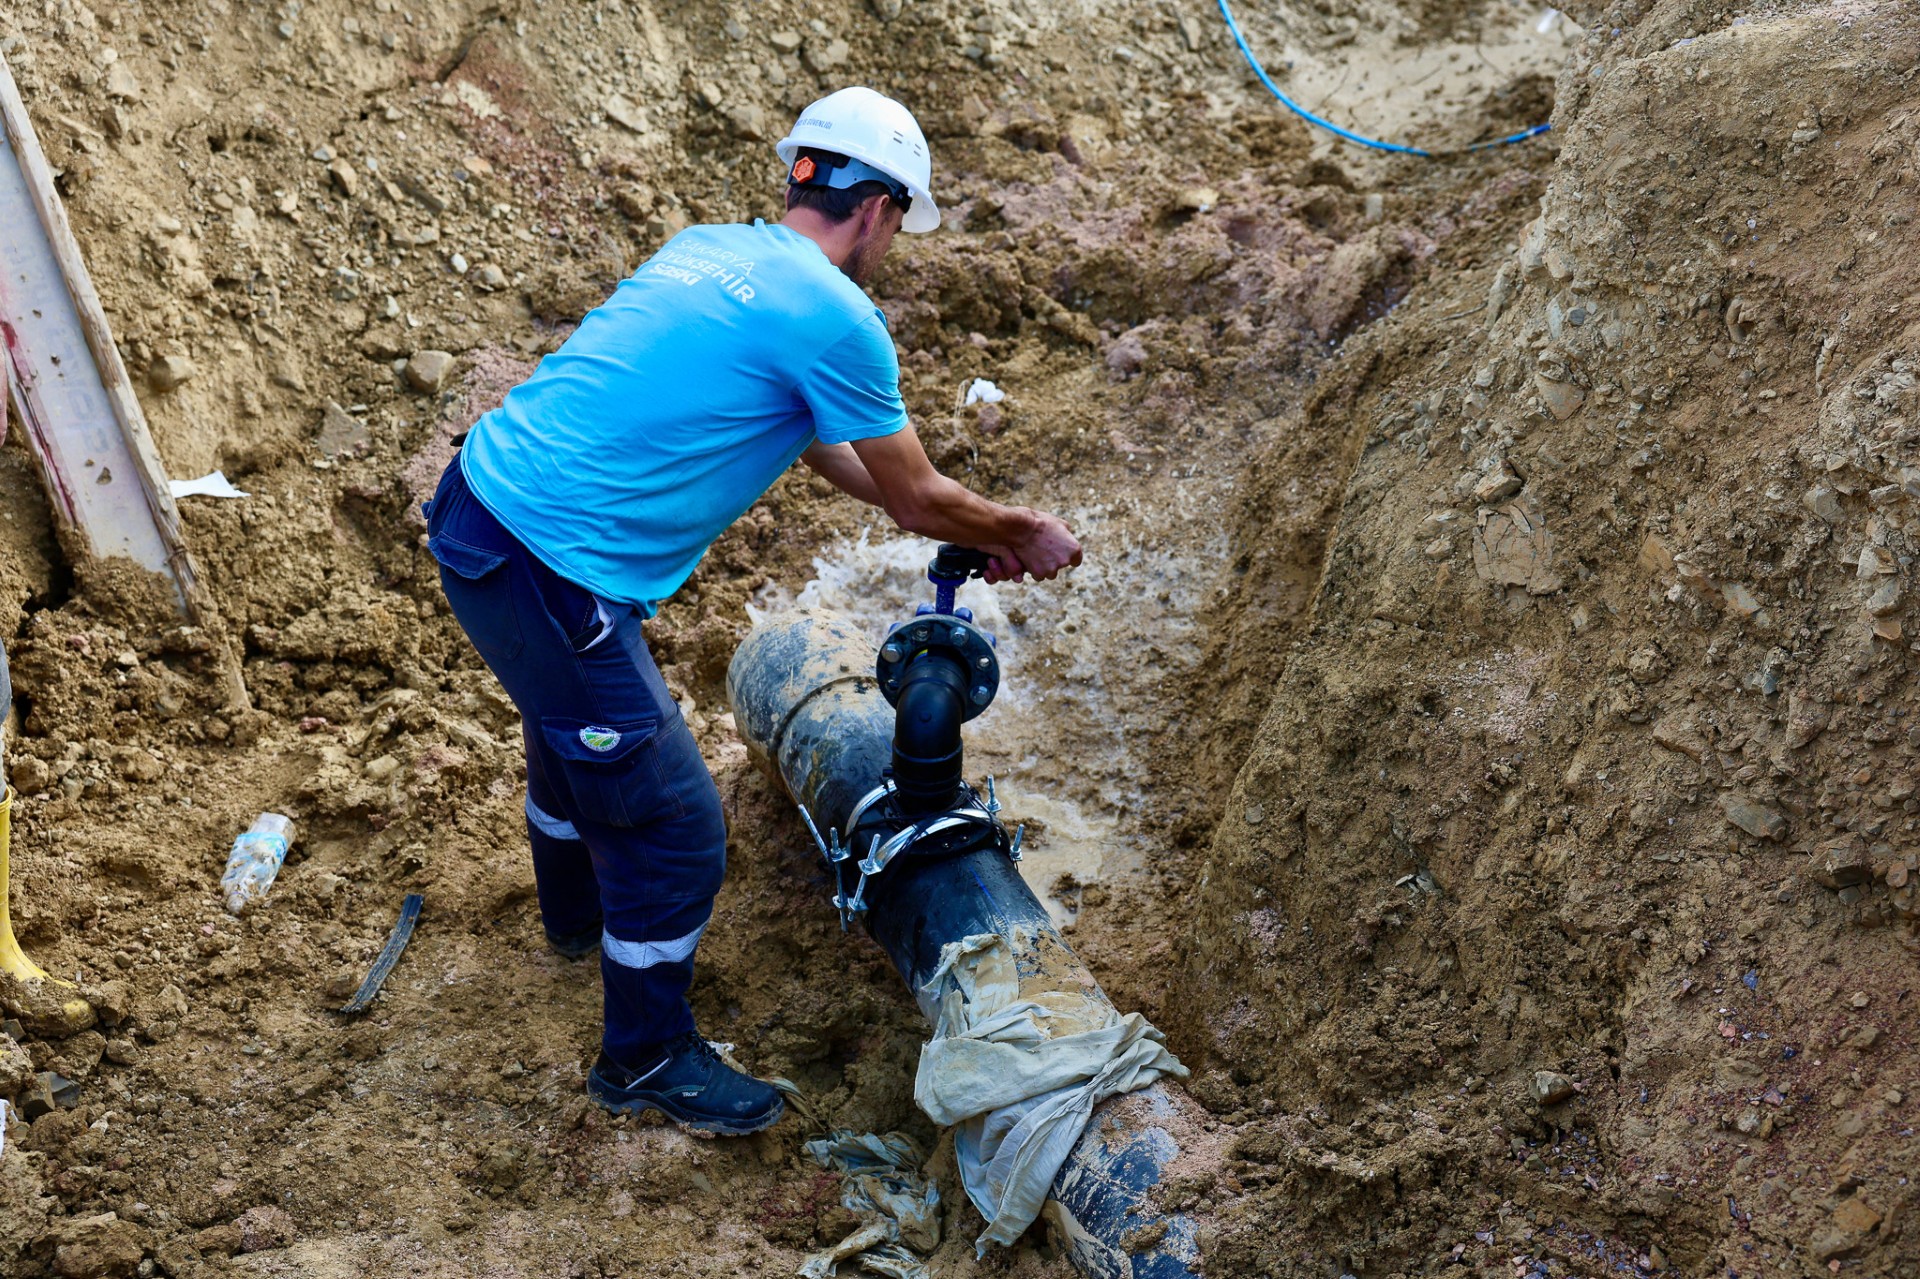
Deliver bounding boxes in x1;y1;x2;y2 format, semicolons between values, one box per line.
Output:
783;148;908;285
776;86;940;234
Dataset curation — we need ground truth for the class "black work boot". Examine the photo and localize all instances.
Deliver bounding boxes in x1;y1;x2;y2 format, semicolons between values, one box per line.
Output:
545;920;603;961
588;1033;785;1136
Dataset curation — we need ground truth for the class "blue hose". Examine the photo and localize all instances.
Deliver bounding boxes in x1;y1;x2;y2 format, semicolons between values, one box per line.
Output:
1215;0;1552;157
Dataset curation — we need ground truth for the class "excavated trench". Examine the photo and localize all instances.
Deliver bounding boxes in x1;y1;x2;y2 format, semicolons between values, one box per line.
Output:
32;1;1920;1277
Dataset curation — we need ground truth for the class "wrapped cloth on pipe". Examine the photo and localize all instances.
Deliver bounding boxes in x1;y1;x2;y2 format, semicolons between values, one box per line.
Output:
913;933;1188;1252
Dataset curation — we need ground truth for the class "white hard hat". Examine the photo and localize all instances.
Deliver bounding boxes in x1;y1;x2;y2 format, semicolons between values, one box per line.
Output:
776;87;941;233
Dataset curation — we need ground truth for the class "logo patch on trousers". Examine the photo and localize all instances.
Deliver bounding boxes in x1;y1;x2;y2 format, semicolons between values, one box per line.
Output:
578;726;622;753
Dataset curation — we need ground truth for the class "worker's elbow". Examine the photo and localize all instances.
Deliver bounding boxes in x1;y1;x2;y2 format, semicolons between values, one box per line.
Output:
883;494;929;534
879;483;938;534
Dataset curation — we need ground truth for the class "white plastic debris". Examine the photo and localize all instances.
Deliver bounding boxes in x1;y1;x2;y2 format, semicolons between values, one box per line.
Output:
168;470;249;500
796;1130;938;1279
1536;8;1563;33
963;378;1005;406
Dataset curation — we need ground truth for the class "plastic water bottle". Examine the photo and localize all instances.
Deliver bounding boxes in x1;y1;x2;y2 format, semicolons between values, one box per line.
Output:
221;813;294;915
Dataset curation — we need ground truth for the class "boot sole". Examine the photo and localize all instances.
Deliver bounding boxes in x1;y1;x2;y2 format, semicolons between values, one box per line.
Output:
588;1081;785;1137
545;926;603;961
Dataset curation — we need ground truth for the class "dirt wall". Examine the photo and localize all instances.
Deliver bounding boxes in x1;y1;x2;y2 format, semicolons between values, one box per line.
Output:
1180;2;1920;1275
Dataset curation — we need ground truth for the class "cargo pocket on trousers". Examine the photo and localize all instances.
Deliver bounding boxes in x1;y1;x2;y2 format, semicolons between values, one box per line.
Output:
540;715;684;827
429;532;525;663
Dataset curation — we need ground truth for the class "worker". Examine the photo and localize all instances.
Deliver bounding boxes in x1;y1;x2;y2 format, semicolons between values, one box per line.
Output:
423;87;1081;1135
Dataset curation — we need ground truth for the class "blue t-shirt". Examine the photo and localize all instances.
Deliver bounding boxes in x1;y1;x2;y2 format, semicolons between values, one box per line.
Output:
460;220;908;610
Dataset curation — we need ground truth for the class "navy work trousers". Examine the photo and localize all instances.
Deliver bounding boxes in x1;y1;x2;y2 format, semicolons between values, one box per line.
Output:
425;458;726;1065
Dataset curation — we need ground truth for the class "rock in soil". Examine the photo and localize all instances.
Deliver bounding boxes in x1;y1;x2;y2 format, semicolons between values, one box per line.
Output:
405;350;457;394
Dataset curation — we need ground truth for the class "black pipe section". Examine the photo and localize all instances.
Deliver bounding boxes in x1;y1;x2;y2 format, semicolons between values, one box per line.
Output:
862;817;1053;990
890;650;968;814
727;611;893;837
728;610;1206;1279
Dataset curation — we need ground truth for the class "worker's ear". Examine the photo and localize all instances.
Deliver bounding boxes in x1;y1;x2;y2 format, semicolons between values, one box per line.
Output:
858;192;891;236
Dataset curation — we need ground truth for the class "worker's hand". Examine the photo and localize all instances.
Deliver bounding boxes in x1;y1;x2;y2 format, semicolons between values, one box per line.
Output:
984;512;1082;584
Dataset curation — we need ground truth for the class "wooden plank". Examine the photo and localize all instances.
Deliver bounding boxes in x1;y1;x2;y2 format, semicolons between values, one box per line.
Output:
1;634;10;791
0;50;196;617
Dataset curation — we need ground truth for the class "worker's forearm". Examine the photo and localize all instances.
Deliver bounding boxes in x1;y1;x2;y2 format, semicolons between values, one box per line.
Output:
816;446;1027;547
887;474;1038;550
835;467;885;508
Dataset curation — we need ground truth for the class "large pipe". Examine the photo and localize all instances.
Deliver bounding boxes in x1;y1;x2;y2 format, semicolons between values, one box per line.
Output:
728;611;1207;1279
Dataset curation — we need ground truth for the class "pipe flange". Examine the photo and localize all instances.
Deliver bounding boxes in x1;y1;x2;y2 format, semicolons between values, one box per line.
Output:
875;616;1000;719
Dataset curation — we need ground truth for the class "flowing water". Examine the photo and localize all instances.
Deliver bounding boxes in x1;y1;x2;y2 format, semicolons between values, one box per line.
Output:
748;487;1226;929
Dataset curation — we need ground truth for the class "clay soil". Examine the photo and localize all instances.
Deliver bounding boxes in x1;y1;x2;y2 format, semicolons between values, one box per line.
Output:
1;0;1916;1276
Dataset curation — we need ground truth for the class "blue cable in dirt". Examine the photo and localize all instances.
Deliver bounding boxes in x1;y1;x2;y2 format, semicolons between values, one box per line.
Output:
1215;0;1552;158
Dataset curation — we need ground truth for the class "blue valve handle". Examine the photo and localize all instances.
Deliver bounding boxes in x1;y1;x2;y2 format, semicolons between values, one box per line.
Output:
928;544;992;616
